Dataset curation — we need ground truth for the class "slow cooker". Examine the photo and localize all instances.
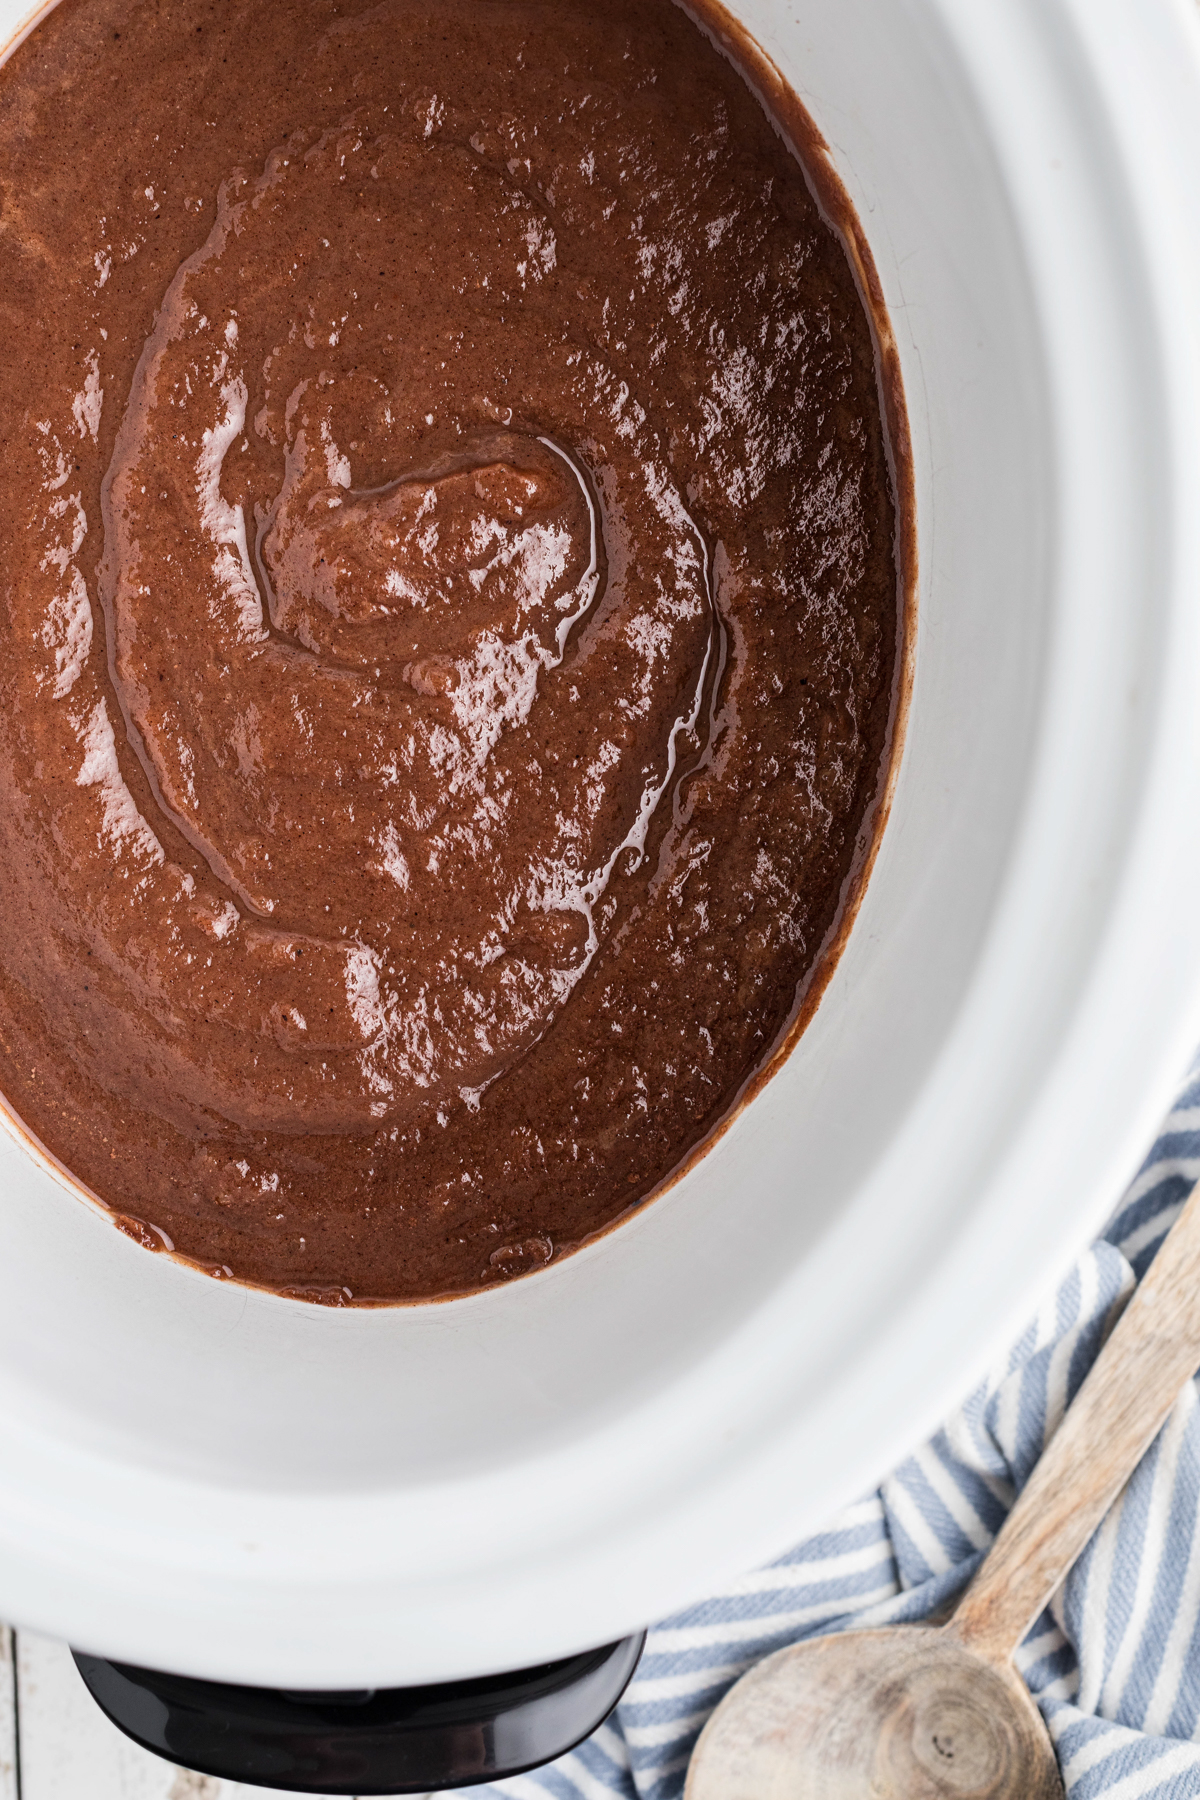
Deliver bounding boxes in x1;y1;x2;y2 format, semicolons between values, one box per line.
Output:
3;0;1200;1786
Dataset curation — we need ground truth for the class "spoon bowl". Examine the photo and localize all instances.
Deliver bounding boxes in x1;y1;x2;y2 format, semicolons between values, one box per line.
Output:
686;1625;1061;1799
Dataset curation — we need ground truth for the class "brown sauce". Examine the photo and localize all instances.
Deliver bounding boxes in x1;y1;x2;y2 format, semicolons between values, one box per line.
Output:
0;0;909;1301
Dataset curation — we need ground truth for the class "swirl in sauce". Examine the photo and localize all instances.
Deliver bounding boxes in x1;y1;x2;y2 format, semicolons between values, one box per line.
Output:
0;0;906;1300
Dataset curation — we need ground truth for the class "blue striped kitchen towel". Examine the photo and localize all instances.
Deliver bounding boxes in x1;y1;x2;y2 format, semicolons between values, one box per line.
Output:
447;1053;1200;1800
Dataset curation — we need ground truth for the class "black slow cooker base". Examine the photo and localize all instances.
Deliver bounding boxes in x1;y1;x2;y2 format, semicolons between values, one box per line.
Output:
72;1635;645;1793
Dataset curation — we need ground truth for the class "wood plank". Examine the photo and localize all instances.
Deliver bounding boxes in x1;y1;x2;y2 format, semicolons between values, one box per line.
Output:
14;1629;434;1800
0;1626;18;1800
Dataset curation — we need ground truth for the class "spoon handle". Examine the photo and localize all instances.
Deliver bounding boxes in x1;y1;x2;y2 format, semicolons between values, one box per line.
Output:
951;1179;1200;1667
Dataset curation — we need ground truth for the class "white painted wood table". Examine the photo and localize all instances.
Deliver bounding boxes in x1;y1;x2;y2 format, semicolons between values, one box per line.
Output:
0;1625;436;1800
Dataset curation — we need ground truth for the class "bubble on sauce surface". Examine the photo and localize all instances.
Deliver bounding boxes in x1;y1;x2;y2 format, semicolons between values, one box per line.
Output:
487;1235;554;1280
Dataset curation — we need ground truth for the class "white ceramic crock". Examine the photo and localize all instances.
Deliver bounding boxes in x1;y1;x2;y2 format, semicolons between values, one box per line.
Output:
2;0;1200;1690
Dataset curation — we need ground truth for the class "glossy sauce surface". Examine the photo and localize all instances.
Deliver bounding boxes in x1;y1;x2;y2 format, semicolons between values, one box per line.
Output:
0;0;903;1300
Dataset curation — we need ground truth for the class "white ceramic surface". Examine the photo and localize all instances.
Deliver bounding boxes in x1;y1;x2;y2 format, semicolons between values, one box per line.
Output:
2;0;1200;1689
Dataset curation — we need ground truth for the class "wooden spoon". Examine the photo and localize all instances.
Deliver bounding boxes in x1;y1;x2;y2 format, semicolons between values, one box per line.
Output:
686;1180;1200;1798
